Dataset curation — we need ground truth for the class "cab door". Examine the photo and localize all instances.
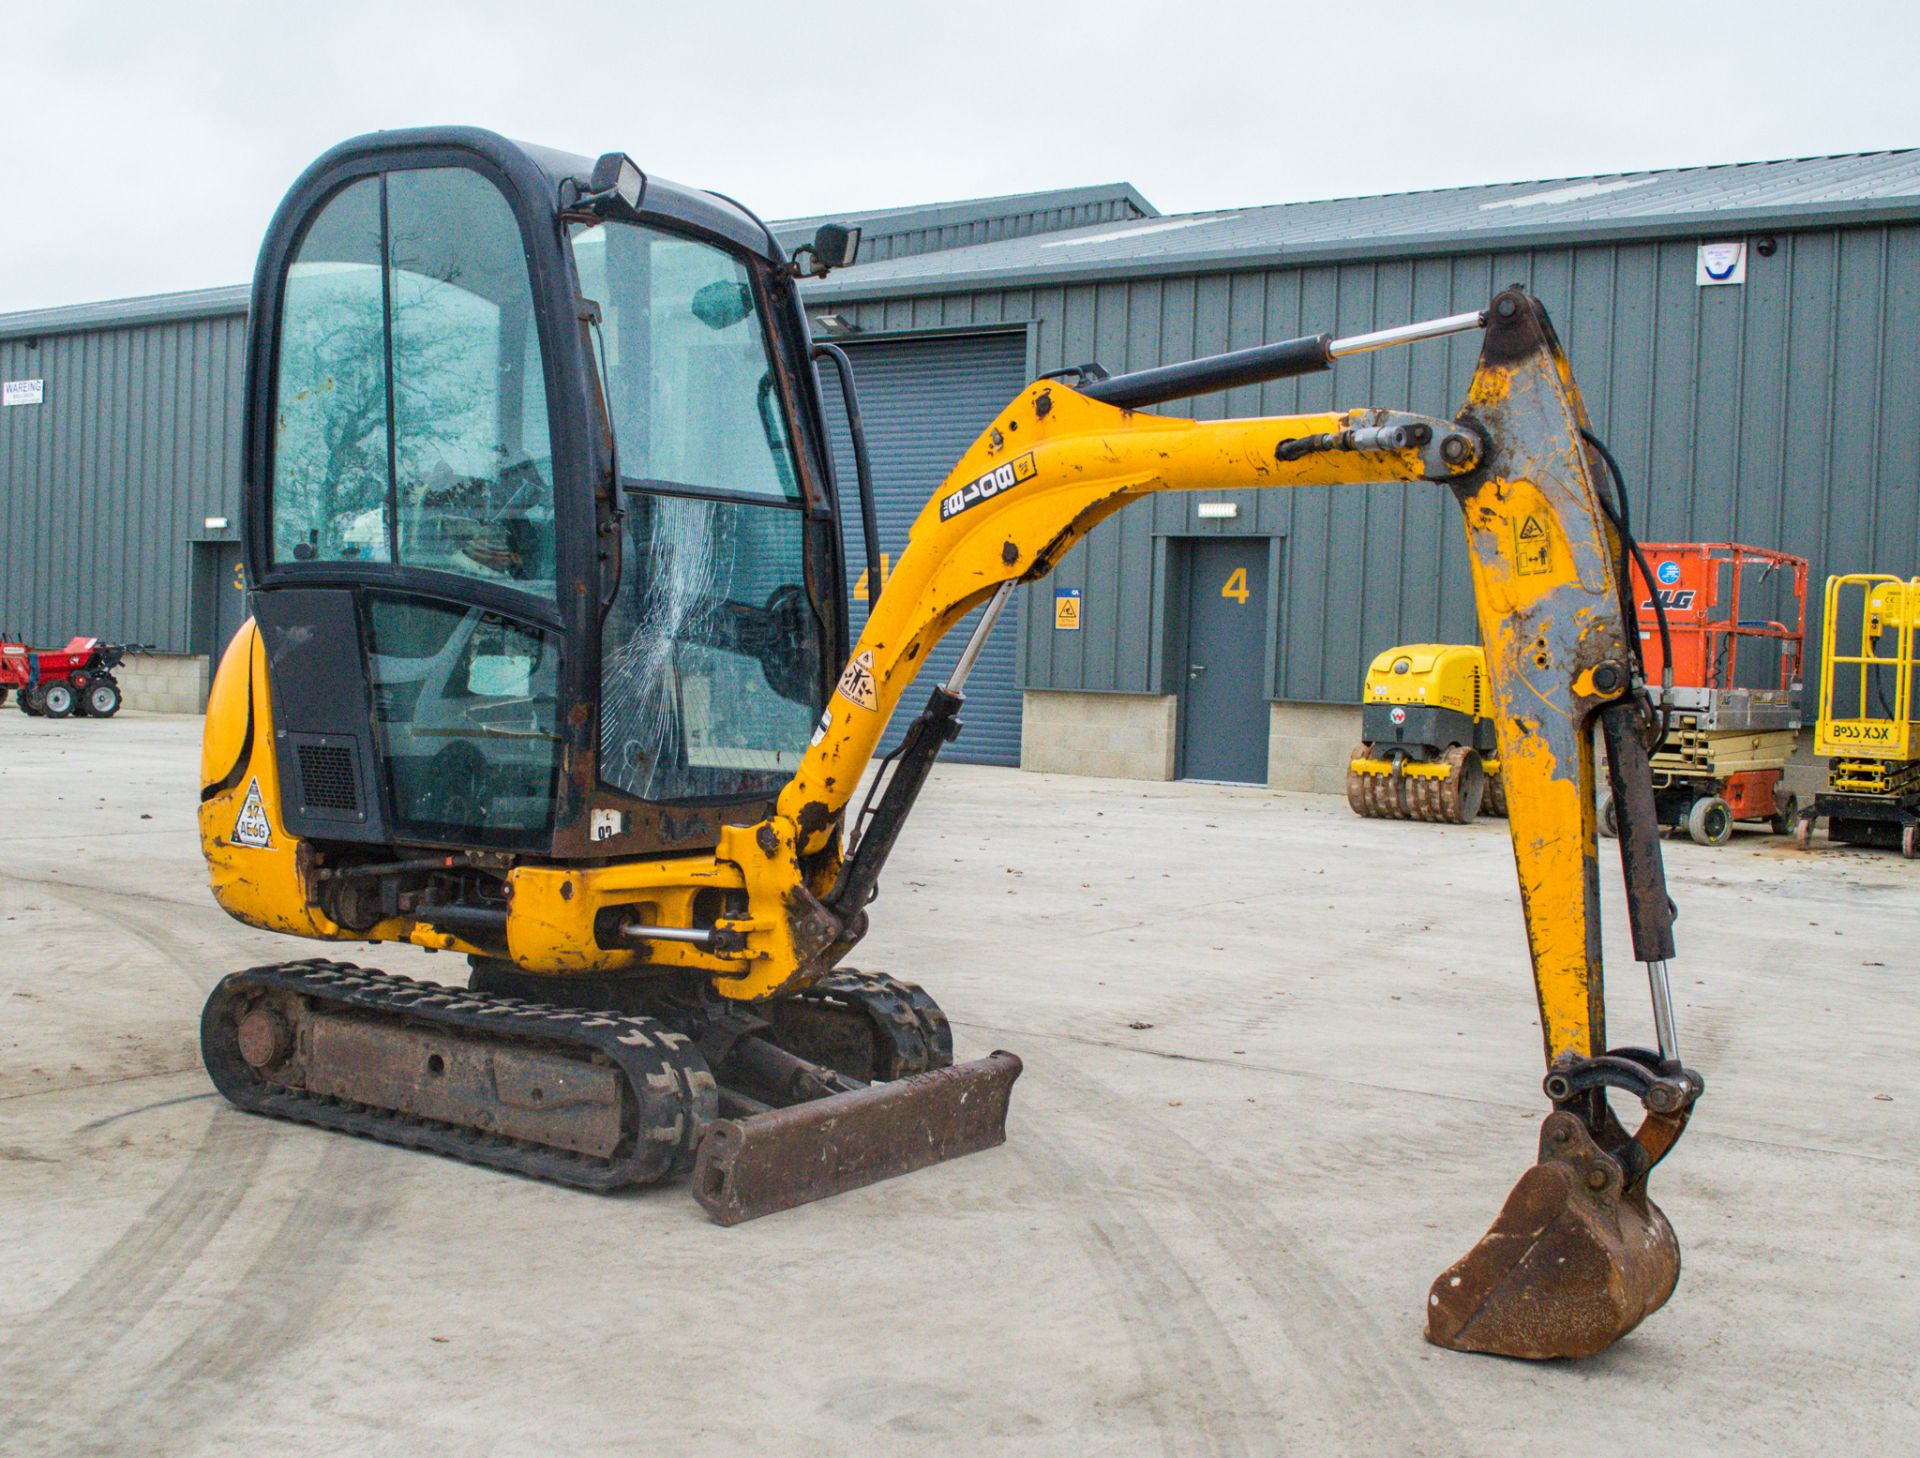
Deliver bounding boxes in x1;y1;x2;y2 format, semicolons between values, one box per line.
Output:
252;162;572;850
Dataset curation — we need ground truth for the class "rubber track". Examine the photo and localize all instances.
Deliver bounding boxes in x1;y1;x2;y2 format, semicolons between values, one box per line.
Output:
201;959;716;1191
805;969;954;1078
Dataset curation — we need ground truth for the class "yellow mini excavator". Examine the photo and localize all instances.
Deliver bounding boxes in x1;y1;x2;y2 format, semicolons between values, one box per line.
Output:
198;127;1702;1361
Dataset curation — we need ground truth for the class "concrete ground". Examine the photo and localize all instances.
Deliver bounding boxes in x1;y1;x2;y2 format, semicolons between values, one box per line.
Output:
1;713;1913;1458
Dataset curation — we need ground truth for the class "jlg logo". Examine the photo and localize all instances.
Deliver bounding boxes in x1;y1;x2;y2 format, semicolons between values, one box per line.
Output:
1639;589;1696;611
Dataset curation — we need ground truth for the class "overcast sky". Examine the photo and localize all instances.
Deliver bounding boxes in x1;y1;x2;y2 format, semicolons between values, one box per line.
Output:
3;0;1916;314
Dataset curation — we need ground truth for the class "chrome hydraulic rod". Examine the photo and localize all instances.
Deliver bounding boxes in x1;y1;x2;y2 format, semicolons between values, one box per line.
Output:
1328;310;1488;358
620;921;721;949
945;582;1016;693
1081;307;1488;410
1647;958;1681;1064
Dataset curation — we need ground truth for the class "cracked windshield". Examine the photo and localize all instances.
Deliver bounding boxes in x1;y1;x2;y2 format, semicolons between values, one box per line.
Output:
572;221;824;802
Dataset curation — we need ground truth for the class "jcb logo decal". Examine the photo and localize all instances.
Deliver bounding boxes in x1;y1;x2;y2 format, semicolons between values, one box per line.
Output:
940;452;1037;522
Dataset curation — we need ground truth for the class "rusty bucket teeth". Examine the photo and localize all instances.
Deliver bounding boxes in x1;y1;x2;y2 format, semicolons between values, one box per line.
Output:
692;1051;1022;1226
1425;1110;1681;1360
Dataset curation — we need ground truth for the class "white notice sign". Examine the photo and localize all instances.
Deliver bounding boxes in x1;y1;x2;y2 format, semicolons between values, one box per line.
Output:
1696;241;1747;287
2;378;44;407
233;777;273;849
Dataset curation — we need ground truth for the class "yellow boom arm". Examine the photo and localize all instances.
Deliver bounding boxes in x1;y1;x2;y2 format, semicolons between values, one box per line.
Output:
513;293;1644;1074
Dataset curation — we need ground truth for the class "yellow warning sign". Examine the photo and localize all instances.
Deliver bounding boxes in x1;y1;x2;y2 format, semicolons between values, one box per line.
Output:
1515;514;1551;575
1054;589;1082;630
835;649;879;711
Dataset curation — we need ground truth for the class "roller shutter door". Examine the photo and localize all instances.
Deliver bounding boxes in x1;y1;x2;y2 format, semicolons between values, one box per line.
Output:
817;332;1028;766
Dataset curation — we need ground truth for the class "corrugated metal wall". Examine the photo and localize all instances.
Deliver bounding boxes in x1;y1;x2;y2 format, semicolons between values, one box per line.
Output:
7;217;1917;702
814;222;1920;703
817;331;1030;764
0;312;246;651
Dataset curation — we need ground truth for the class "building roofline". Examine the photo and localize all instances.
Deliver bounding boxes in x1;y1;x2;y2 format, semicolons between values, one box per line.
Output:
1193;148;1915;216
11;151;1920;335
772;182;1158;241
0;284;250;342
805;193;1920;304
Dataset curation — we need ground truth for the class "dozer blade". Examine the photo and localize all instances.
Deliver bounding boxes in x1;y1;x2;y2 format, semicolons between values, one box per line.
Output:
1426;1110;1680;1359
693;1051;1022;1225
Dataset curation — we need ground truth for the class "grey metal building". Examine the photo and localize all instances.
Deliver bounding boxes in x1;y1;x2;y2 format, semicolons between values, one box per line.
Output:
4;153;1919;782
799;151;1920;787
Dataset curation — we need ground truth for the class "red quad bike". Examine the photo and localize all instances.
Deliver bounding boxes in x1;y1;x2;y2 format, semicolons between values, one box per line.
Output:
1;636;130;720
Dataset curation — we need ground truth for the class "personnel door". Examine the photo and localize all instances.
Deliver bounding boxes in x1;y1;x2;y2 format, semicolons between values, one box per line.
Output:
1179;538;1270;783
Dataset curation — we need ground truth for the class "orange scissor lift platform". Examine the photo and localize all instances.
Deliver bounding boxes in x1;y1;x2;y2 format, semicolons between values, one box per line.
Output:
1604;543;1808;846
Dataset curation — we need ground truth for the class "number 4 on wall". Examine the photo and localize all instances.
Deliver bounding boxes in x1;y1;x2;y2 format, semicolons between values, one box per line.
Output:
853;554;893;602
1220;567;1249;604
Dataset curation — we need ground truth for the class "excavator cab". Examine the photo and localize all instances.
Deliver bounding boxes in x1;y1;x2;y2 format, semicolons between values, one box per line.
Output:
238;127;847;879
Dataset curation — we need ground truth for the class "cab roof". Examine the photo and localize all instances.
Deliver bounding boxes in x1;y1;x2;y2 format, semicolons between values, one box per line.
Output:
312;125;785;263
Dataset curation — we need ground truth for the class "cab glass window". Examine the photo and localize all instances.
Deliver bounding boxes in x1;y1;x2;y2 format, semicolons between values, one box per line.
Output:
387;169;556;589
271;177;391;564
599;495;824;802
569;222;799;500
269;167;558;596
363;595;562;844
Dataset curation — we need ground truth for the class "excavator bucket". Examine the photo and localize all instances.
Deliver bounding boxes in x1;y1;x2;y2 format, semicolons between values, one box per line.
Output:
1425;1111;1681;1359
693;1051;1022;1225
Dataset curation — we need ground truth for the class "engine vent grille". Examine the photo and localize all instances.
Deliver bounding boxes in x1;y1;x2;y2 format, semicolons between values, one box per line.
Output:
297;743;359;812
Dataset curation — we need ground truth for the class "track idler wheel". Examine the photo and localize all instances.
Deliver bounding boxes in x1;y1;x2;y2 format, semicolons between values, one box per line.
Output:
765;968;953;1082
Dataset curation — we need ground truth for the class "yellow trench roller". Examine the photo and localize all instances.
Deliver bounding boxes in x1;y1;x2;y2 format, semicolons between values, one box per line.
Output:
1347;643;1508;823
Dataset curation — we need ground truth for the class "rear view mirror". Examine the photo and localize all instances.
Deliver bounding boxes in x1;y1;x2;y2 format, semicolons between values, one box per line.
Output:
692;280;755;330
790;223;862;278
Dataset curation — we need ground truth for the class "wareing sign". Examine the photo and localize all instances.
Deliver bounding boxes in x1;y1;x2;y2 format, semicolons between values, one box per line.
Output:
2;378;45;407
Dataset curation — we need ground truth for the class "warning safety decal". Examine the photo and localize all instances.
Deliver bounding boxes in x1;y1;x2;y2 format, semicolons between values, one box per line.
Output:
835;650;879;711
939;452;1037;522
233;777;273;849
1514;514;1551;575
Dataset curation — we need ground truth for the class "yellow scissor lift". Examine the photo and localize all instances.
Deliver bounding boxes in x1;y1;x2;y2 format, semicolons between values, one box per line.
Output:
1795;574;1920;856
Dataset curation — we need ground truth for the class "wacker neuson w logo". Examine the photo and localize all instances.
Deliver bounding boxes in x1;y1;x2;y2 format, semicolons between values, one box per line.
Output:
940;452;1036;521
